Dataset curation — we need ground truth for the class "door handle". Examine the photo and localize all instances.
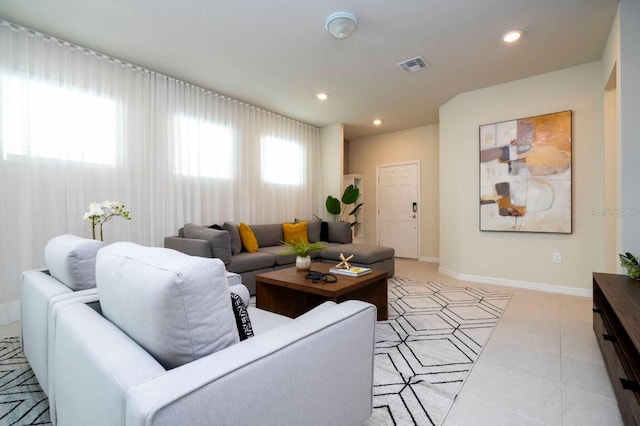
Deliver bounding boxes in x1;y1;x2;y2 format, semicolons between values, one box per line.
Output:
412;202;417;212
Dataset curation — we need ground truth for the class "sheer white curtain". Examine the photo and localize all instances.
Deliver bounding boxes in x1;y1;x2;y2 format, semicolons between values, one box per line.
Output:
0;20;322;320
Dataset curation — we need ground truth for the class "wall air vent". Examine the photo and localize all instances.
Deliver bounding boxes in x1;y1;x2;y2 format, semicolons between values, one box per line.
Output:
396;56;430;73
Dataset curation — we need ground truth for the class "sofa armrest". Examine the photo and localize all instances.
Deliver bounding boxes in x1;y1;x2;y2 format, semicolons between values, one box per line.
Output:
126;300;376;426
163;236;212;258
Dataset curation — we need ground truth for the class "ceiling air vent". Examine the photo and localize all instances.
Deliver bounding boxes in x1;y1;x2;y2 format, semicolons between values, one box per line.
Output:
396;56;430;73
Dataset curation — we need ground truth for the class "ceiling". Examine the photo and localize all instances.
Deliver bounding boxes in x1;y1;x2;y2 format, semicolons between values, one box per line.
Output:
0;0;619;139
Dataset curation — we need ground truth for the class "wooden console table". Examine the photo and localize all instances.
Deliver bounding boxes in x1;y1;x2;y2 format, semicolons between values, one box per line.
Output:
593;272;640;425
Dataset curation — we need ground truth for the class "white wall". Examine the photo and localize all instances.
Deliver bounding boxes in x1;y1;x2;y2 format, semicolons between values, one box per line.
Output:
348;124;439;260
439;62;605;294
618;0;640;255
601;0;640;263
319;123;344;220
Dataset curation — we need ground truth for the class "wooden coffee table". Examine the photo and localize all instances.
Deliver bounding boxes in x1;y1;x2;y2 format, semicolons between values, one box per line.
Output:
256;262;388;321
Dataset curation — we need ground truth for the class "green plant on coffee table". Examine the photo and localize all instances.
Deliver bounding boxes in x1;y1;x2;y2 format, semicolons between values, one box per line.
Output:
325;184;363;227
280;239;326;257
619;252;640;279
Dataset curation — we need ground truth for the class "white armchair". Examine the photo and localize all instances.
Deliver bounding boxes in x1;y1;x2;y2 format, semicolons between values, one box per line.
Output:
51;242;376;425
20;234;105;396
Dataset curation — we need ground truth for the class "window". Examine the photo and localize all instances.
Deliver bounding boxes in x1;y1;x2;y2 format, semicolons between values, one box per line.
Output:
174;115;232;179
261;136;302;185
1;76;117;166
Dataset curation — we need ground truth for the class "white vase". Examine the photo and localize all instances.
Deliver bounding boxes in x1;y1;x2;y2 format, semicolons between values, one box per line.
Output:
296;255;311;271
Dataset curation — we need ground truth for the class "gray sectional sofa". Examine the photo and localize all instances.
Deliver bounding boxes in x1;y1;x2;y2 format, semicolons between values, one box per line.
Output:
164;220;395;294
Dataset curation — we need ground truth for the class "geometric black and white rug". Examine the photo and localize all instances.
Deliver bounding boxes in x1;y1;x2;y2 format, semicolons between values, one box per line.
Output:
367;276;511;426
0;336;51;425
0;276;510;426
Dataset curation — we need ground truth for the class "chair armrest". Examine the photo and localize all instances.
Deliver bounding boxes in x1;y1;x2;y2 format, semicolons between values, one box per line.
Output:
163;236;212;258
125;300;376;426
21;270;72;393
53;303;166;426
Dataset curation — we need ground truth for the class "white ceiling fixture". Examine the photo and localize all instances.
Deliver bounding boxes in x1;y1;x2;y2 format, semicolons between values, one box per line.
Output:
325;12;358;39
502;30;523;43
316;92;328;101
373;119;382;126
397;56;430;73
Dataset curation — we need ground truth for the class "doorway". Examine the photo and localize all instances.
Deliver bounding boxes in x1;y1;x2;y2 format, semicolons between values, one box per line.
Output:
377;161;420;258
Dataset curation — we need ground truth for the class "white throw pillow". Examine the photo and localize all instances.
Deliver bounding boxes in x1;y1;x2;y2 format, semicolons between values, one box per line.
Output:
44;234;105;291
96;242;239;369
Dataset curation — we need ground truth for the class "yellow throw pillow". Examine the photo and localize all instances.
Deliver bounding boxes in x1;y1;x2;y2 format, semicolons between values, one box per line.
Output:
282;221;308;244
238;222;259;253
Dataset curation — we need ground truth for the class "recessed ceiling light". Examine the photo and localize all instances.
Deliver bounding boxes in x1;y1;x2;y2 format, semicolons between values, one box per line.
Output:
502;30;522;43
316;93;328;101
373;119;382;126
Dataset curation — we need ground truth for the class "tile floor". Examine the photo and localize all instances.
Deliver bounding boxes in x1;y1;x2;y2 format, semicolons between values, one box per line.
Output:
393;258;623;426
0;259;624;425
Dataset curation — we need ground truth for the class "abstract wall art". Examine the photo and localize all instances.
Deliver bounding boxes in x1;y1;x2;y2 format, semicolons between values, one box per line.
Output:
479;110;572;233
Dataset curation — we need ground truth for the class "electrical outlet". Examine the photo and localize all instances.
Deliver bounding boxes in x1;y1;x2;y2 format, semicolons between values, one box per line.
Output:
553;252;562;264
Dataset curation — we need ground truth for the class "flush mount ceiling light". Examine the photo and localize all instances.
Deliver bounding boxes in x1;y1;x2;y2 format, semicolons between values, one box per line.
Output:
502;30;522;43
316;92;328;101
373;119;382;126
325;12;358;39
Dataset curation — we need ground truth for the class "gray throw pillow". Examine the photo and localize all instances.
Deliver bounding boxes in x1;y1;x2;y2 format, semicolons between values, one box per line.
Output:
327;221;352;244
224;221;242;255
295;218;322;243
183;223;232;264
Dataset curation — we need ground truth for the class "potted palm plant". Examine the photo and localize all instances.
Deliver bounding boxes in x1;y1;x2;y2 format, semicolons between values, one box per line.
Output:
326;184;363;229
280;239;326;271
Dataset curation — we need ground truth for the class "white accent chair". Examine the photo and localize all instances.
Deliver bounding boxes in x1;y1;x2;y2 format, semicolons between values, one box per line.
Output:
21;234;105;396
51;242;376;426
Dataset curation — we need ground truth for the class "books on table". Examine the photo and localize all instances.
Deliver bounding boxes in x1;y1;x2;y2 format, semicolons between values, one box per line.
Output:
329;267;372;277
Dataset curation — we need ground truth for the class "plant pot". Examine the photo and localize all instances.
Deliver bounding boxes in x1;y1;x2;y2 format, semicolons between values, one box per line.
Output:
296;255;311;271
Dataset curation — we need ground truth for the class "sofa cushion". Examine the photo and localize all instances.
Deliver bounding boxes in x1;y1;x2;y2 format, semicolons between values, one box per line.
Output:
183;223;232;264
321;243;394;264
282;221;308;244
44;234;105;291
260;245;296;266
223;221;242;255
296;218;322;243
227;251;275;273
327;222;353;244
96;242;239;370
246;307;291;335
250;223;284;247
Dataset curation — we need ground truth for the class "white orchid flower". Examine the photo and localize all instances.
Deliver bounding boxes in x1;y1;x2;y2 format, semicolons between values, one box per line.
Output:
84;200;131;241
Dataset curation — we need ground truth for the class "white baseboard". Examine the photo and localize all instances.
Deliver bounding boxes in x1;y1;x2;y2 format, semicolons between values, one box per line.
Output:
438;266;592;298
0;299;21;325
418;256;440;263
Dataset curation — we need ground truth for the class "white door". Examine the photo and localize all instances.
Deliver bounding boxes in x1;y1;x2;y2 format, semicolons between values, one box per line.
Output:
377;162;419;258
